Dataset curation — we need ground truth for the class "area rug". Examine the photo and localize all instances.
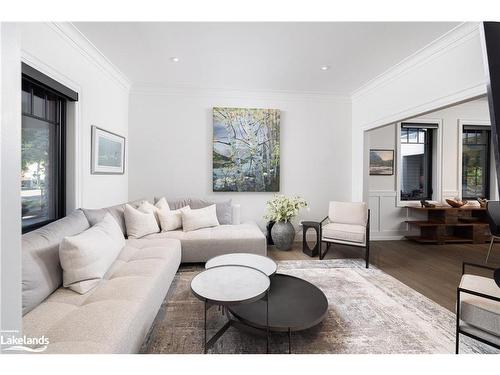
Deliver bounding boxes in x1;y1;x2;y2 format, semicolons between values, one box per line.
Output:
142;259;497;354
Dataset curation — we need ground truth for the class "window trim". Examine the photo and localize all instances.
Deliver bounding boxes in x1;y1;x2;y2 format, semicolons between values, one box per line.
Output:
457;120;497;201
396;118;443;207
21;77;67;233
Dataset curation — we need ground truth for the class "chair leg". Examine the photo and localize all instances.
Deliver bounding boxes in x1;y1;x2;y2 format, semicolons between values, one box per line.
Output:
456;288;460;354
365;243;370;269
320;242;330;260
486;237;495;263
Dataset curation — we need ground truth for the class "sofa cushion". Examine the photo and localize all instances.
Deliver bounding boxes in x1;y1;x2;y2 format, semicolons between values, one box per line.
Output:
23;238;182;353
22;210;90;316
182;204;219;232
81;199;143;236
158;206;190;231
155;197;233;225
124;204;160;238
459;274;500;337
143;222;266;262
59;213;125;294
322;222;366;244
328;201;368;226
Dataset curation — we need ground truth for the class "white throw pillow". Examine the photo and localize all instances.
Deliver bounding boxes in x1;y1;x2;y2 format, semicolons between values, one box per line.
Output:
138;199;169;225
158;206;190;231
124;204;160;238
155;197;169;210
182;204;220;232
59;213;125;294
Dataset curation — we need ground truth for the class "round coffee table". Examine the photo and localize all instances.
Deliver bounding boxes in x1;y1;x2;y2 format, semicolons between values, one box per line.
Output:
190;265;271;353
229;273;328;353
205;253;277;276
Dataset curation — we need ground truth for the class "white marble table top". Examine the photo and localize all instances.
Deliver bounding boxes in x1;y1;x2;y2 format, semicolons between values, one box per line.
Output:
191;265;270;304
205;253;277;276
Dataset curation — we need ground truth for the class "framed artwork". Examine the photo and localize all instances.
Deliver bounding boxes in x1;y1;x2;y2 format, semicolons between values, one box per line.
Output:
91;126;126;174
369;149;394;175
213;107;280;192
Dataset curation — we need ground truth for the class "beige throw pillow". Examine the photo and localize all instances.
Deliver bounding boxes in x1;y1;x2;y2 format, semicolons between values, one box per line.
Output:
182;204;220;232
138;198;169;225
124;204;160;238
59;213;125;294
158;206;190;231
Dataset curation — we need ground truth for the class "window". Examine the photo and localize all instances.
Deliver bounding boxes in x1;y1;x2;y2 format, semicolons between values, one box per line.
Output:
462;127;490;199
21;78;66;232
399;123;436;201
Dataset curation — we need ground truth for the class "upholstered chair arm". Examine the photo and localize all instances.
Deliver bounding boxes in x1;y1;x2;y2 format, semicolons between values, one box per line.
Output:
462;262;497;276
320;216;329;227
457;287;500;303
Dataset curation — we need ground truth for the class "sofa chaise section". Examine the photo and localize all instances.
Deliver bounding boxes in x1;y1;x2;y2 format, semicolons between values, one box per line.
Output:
143;222;266;262
23;238;181;353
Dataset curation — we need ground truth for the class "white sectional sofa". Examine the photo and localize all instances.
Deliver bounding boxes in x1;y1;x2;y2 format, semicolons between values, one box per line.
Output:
22;199;266;353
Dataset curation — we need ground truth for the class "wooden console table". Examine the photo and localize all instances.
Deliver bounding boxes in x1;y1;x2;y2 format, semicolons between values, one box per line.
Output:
405;206;490;244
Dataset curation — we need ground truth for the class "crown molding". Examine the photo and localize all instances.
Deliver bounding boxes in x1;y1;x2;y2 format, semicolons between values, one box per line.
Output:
130;84;351;103
46;22;131;91
351;22;481;102
359;82;486;131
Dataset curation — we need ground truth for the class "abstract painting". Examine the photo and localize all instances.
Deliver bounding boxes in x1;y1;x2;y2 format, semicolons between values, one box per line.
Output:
369;149;394;175
91;126;125;174
213;107;280;192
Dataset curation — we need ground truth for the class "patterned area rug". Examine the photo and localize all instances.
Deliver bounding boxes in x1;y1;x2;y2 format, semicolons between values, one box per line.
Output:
142;259;496;354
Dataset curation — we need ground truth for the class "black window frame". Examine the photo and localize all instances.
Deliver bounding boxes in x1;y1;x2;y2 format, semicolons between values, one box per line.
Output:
399;124;434;201
21;76;67;233
461;127;491;200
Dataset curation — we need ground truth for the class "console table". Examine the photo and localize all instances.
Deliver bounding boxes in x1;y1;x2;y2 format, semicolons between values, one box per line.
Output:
405;206;490;244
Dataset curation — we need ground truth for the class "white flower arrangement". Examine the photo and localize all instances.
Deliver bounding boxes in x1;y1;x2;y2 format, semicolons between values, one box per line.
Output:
264;194;307;223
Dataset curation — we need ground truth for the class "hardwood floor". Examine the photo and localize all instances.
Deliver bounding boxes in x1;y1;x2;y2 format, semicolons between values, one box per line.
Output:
267;240;500;312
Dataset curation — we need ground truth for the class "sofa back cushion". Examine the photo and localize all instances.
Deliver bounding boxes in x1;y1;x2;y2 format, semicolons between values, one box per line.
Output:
81;199;143;236
59;213;125;294
328;201;368;226
22;209;90;315
155;197;232;225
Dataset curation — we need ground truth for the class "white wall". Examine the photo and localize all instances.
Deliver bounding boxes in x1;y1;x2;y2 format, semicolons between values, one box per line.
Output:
0;23;22;347
352;22;488;202
128;87;352;230
367;98;492;239
19;23;130;210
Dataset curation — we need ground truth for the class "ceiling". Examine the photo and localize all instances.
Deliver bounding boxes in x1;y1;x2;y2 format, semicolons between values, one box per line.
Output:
73;22;460;95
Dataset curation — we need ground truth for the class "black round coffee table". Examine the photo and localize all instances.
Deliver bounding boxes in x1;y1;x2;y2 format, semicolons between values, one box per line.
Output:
229;273;328;353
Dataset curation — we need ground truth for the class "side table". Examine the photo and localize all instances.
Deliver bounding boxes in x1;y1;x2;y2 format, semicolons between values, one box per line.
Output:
301;221;321;257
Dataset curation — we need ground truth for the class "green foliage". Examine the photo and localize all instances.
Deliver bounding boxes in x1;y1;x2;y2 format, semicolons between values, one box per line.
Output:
264;194;307;223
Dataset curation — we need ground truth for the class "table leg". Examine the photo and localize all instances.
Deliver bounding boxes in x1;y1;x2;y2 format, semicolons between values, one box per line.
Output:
204;299;207;354
288;328;291;354
266;290;270;354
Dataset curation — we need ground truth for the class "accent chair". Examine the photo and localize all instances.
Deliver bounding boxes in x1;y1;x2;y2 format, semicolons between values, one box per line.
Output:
320;201;370;268
456;262;500;353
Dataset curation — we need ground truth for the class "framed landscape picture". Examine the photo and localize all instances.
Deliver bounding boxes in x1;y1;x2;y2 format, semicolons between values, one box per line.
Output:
369;149;394;175
91;126;126;174
213;107;280;192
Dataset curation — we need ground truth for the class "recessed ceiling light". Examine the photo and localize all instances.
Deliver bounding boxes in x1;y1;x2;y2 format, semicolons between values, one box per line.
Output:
320;65;330;71
170;57;180;63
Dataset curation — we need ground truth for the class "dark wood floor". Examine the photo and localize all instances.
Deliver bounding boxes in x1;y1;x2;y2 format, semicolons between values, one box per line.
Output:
267;240;500;312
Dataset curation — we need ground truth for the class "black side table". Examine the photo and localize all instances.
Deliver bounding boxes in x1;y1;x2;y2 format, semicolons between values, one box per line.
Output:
301;221;321;257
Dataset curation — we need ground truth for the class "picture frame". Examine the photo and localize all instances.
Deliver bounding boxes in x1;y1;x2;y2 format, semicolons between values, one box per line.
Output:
91;125;126;174
213;107;280;192
369;149;394;176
